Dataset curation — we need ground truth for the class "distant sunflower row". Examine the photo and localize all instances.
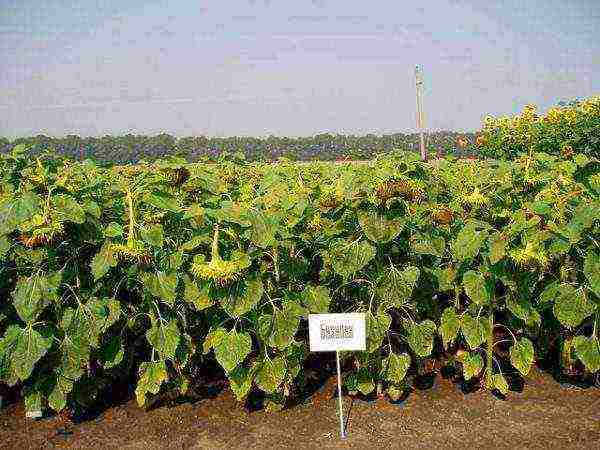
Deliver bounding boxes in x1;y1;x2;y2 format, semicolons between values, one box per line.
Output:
475;95;600;159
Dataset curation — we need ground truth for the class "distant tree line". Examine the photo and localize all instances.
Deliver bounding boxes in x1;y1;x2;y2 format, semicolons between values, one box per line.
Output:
0;132;477;163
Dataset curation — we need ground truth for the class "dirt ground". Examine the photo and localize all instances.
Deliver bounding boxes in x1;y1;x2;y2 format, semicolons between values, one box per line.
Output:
2;368;599;450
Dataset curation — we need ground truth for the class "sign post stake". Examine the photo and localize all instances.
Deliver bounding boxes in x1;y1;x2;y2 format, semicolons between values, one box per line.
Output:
335;350;346;439
308;313;365;441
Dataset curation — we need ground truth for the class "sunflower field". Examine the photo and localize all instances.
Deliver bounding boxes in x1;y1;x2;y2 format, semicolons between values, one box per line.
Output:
477;96;600;159
0;131;598;418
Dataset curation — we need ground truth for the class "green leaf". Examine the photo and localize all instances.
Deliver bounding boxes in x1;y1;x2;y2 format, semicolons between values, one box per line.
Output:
269;306;300;350
461;315;490;350
53;194;85;224
440;307;461;348
488;232;506;264
12;327;52;380
12;274;60;324
406;320;437;357
255;356;286;393
583;251;600;296
452;224;487;262
141;224;164;248
510;337;535;376
0;326;21;380
0;192;40;234
572;335;600;373
366;312;391;353
356;368;375;395
459;351;483;381
100;335;124;369
0;236;10;260
493;373;509;395
222;278;264;317
301;285;331;313
409;233;445;258
104;222;123;238
382;352;411;384
507;298;541;327
228;365;255;401
357;210;404;243
203;327;227;354
553;285;596;329
462;270;489;306
144;192;181;213
434;266;456;292
142;272;178;307
91;244;117;281
214;330;252;373
376;265;420;309
136;361;168;407
183;275;213;311
327;239;376;280
146;319;180;360
247;209;278;248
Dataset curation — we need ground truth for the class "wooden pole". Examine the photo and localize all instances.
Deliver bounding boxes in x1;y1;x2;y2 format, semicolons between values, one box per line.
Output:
415;64;427;161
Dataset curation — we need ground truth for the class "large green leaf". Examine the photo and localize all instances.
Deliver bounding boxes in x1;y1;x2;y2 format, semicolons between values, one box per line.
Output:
228;365;256;401
510;337;535;376
327;239;376;280
461;315;491;350
146;319;180;360
382;352;411;383
91;243;117;281
406;320;437;357
357;210;404;243
410;233;445;258
452;224;487;262
301;285;331;313
459;351;483;381
0;326;21;380
12;327;52;380
183;275;214;311
247;209;278;248
269;305;300;350
53;194;85;224
376;265;420;309
583;251;600;296
214;330;252;373
12;273;61;324
462;270;490;306
255;356;286;393
553;285;596;329
440;307;461;348
222;278;264;317
366;312;391;353
572;335;600;373
0;192;40;234
136;361;169;407
142;271;178;306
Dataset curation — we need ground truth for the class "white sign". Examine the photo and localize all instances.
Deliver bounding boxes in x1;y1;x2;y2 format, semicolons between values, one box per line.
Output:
309;313;366;352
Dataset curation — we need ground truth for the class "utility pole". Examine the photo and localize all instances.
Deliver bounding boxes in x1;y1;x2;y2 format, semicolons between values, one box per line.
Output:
415;64;427;161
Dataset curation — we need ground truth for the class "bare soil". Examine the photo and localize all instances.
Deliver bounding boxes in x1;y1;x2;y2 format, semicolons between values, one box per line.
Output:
2;368;599;450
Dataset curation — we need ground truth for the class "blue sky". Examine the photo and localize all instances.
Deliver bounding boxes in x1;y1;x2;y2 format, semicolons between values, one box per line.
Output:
1;0;598;138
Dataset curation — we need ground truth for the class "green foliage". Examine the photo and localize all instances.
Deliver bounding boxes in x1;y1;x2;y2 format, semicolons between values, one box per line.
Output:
0;147;598;417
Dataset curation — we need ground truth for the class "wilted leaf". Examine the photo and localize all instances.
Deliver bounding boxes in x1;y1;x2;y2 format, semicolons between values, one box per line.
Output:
572;335;600;373
382;352;411;384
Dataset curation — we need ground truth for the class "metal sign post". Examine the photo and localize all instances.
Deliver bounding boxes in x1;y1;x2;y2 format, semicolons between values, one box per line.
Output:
309;313;367;440
335;350;346;438
415;64;427;162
